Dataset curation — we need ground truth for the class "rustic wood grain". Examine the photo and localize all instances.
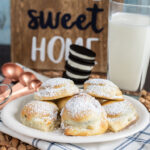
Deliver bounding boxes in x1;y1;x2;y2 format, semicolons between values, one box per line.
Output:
11;0;123;73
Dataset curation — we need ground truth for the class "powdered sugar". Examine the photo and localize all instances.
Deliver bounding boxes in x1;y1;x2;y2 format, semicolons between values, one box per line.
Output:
35;87;66;97
41;78;74;88
102;100;132;116
23;101;58;120
85;79;118;88
35;78;79;98
35;85;79;98
62;93;101;118
85;85;123;99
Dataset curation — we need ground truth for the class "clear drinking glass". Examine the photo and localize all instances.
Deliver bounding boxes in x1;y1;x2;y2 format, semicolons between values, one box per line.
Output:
0;84;12;106
107;0;150;92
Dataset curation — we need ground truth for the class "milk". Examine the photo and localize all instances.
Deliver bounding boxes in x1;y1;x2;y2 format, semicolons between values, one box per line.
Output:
108;12;150;91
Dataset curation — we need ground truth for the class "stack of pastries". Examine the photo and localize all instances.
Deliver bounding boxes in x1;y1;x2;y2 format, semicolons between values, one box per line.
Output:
20;77;138;135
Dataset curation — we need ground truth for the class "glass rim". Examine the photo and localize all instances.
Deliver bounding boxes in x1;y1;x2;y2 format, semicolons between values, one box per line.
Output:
0;84;12;105
111;0;150;8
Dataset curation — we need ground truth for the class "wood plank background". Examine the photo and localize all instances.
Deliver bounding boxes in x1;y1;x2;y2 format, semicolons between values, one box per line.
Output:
11;0;123;73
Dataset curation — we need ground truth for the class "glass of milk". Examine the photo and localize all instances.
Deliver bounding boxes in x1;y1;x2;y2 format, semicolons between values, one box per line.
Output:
108;0;150;92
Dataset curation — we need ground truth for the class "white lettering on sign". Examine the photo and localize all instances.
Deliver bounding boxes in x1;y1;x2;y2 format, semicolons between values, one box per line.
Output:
47;36;65;63
31;36;99;63
31;36;46;62
86;38;99;49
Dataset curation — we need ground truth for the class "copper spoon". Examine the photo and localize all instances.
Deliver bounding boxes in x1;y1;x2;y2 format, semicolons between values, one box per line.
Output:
0;63;24;92
0;72;37;101
28;79;42;90
0;79;42;109
19;72;37;86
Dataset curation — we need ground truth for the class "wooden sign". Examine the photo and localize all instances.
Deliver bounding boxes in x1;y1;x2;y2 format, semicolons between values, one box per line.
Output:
11;0;123;73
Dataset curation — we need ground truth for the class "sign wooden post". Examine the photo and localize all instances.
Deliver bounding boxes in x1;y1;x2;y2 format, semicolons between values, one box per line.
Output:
11;0;123;73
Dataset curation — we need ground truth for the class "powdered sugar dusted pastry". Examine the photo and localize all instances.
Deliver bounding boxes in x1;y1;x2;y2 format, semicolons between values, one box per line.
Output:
96;98;110;104
20;101;59;132
84;79;123;100
102;100;138;132
34;78;79;100
56;96;72;111
61;93;108;136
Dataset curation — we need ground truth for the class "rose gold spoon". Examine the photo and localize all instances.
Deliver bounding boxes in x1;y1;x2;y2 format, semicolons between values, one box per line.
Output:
0;72;37;101
0;79;42;109
0;63;24;92
28;79;42;90
19;72;37;86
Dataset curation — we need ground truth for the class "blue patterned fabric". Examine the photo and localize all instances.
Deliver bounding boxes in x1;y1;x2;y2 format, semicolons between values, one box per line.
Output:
114;124;150;150
0;109;150;150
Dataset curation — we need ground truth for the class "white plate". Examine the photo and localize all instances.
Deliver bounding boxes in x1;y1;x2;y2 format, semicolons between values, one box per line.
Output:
1;94;149;143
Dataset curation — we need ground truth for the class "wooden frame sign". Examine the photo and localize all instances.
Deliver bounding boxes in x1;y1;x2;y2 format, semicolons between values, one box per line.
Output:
11;0;122;73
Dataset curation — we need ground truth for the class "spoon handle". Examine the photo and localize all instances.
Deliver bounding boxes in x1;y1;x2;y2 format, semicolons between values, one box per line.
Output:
0;83;24;100
0;78;12;93
0;87;35;109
